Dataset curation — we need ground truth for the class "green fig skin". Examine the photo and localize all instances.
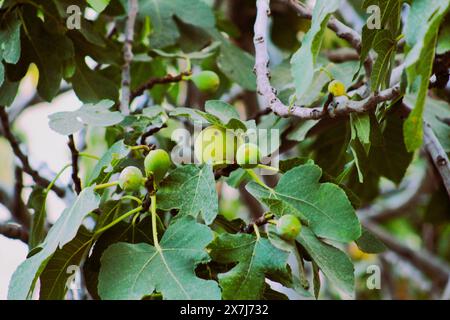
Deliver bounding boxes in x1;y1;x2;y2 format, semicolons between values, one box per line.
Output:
191;71;220;93
144;149;172;184
194;125;239;166
119;166;144;192
276;214;302;241
236;143;261;168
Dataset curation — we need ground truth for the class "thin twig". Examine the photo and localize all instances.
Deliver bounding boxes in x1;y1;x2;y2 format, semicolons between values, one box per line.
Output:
13;166;30;228
0;223;29;243
0;106;65;197
120;0;139;115
362;218;450;287
68;135;82;194
130;71;192;102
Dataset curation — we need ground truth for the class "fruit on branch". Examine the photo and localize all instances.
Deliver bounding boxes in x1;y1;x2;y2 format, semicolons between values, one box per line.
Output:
194;125;239;166
119;166;144;192
276;214;301;241
328;80;346;97
144;149;172;184
236;143;261;168
191;70;220;93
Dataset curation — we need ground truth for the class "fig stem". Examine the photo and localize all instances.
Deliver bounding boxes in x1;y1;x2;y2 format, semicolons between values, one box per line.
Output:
253;223;261;240
78;152;100;161
130;145;150;152
256;164;279;172
151;194;161;250
94;181;119;190
45;163;72;194
245;169;270;189
121;195;143;205
94;206;143;236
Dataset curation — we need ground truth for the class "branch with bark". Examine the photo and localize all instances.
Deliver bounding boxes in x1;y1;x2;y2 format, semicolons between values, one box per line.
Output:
0;223;29;243
120;0;139;115
130;71;192;102
68;135;82;194
254;0;397;120
0;106;65;197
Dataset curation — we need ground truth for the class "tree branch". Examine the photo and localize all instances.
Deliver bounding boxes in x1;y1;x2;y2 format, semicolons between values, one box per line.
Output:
0;223;29;243
361;218;450;287
0;106;65;197
254;0;392;120
68;135;82;194
120;0;139;115
130;71;192;102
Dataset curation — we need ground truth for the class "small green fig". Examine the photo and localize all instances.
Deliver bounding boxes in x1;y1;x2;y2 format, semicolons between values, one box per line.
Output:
236;143;261;168
276;214;301;241
191;70;220;93
194;125;238;166
144;149;171;184
328;80;346;97
119;166;144;192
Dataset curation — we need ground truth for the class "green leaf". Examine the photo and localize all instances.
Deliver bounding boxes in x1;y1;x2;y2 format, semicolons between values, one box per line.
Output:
370;29;396;91
157;164;218;225
21;14;74;101
70;56;119;103
290;0;340;99
246;164;361;242
27;187;48;249
98;217;221;300
208;29;256;91
0;62;4;87
405;95;450;152
297;227;355;297
209;233;289;300
403;0;450;151
49;100;123;135
87;140;130;185
139;0;215;49
287;120;319;142
8;187;100;300
39;227;93;300
0;77;19;106
205;100;240;124
370;112;413;184
87;0;111;13
355;228;387;254
0;13;21;64
350;113;371;147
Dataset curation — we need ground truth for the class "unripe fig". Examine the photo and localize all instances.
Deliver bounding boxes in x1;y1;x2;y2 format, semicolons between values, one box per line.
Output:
119;166;144;192
328;80;346;97
191;71;220;93
194;125;238;166
276;214;301;241
236;143;261;168
144;149;171;184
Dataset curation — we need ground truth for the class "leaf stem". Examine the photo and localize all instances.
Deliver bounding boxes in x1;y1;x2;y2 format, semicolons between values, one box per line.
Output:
294;244;310;289
45;164;72;194
121;195;143;205
253;223;261;240
78;152;100;161
245;169;270;189
94;206;143;236
130;145;151;152
94;181;119;190
150;194;161;250
256;164;279;172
